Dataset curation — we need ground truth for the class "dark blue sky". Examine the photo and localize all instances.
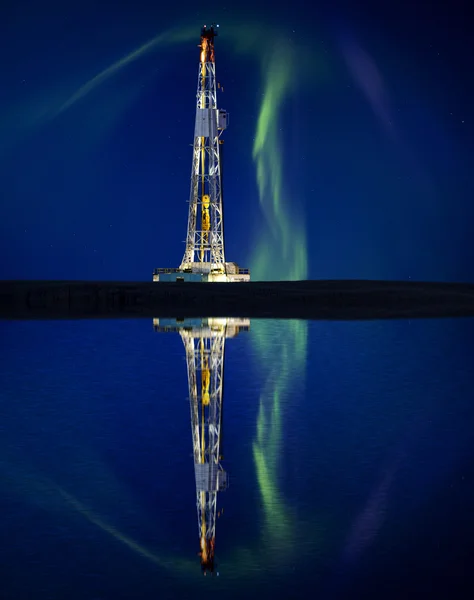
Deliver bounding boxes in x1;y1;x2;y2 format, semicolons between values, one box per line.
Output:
1;0;472;281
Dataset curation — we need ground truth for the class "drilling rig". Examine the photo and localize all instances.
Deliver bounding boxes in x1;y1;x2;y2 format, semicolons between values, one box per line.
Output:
153;24;250;282
153;317;250;573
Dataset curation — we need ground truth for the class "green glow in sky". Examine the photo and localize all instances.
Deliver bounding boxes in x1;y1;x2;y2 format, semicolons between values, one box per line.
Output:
54;26;196;117
251;41;308;282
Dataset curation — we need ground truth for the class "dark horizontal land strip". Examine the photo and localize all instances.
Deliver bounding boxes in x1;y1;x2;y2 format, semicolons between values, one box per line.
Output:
1;279;474;321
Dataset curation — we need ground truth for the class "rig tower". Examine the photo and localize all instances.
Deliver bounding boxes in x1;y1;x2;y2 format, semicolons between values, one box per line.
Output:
154;317;250;574
153;24;250;282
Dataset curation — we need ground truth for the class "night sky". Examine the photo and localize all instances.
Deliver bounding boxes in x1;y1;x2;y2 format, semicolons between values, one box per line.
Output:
1;0;472;282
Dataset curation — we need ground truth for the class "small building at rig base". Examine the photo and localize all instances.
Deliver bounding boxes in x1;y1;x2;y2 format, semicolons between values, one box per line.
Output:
153;262;250;283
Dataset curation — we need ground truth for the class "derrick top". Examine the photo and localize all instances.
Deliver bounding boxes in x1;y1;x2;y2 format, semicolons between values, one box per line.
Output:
200;23;219;63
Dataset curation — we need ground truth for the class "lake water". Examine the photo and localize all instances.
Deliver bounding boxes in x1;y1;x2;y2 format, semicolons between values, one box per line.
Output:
1;317;473;599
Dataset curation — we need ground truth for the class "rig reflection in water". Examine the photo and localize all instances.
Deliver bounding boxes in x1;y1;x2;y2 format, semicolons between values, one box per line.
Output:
153;317;250;575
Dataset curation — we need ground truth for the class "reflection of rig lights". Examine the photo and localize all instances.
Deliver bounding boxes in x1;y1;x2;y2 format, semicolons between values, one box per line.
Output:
154;316;249;574
153;317;250;337
200;537;216;575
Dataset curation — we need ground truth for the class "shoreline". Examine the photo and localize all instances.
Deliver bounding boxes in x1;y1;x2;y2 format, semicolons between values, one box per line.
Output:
1;279;474;320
